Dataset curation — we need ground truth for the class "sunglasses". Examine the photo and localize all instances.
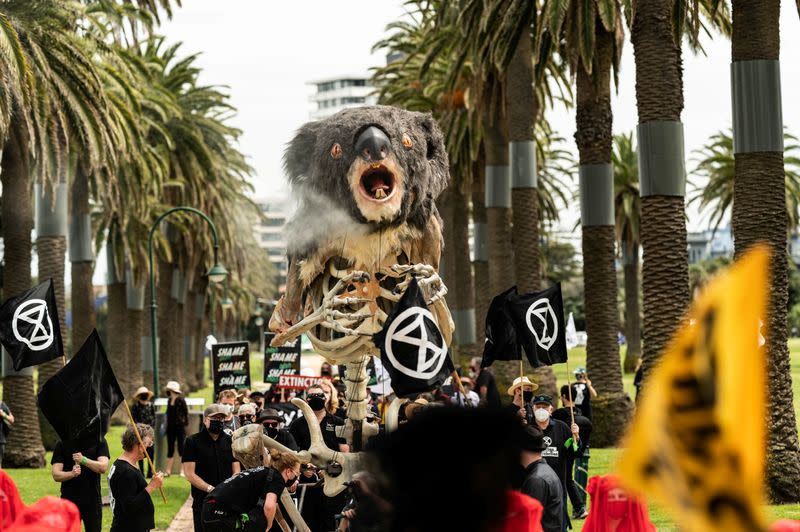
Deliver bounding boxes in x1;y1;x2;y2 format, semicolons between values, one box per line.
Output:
262;421;279;428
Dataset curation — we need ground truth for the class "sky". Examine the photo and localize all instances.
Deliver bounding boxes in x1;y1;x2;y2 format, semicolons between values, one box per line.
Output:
157;1;800;235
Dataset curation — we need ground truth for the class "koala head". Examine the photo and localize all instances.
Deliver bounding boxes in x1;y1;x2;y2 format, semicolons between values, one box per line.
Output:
283;106;449;230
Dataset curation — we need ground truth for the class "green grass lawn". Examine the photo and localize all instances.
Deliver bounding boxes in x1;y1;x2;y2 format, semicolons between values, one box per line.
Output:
3;340;800;530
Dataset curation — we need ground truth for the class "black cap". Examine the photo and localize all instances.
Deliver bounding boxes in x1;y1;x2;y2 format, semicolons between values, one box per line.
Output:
532;394;553;406
249;391;265;399
521;426;547;452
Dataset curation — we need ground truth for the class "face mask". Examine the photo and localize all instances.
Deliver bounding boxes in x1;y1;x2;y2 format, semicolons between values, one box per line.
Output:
239;416;254;425
607;501;627;519
307;396;326;412
208;419;224;434
534;408;550;423
522;391;534;403
285;474;297;488
264;425;278;438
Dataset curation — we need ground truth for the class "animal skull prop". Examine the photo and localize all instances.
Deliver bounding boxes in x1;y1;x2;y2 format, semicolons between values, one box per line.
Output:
268;106;453;494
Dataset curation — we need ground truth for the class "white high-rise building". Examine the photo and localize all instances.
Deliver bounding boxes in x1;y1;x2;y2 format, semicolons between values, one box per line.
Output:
253;197;289;295
308;74;377;119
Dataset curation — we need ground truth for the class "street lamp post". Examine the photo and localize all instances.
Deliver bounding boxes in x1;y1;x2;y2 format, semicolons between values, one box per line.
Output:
148;207;227;395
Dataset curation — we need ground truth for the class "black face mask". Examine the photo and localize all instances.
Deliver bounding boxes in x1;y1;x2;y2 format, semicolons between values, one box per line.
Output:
522;391;534;403
307;395;326;412
208;419;224;434
264;425;278;438
285;474;296;488
239;416;254;425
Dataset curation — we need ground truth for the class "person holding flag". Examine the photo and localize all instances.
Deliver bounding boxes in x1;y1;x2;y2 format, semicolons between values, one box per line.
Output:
50;437;109;532
0;401;13;468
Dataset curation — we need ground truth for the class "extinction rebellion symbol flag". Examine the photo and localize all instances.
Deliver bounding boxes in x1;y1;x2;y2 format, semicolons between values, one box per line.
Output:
373;278;453;398
0;279;63;371
507;282;568;367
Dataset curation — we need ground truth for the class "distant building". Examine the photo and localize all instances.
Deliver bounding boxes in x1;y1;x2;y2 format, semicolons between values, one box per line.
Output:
686;226;735;264
308;74;377;119
253;197;289;295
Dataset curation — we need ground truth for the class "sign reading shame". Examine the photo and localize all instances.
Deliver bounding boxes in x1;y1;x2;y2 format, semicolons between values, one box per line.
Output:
212;341;250;398
264;332;301;384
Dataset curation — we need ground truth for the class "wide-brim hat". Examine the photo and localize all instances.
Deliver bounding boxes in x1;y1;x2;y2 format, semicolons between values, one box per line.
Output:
507;376;539;396
165;381;182;395
256;408;282;423
134;386;153;400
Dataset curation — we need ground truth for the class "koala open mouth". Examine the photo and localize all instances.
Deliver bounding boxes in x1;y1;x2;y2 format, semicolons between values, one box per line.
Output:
359;165;396;202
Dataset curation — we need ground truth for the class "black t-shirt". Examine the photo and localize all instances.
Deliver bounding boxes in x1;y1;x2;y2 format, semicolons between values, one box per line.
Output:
207;466;285;515
475;369;501;409
289;413;345;451
182;428;238;505
0;402;11;444
571;382;592;420
109;459;155;532
51;439;110;503
537;418;576;488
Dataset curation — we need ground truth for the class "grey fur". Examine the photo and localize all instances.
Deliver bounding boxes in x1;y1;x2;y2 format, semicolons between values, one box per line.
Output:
283;106;449;257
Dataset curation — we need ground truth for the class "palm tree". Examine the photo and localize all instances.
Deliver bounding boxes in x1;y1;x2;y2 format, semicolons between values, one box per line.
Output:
612;132;643;373
728;0;800;500
689;129;800;233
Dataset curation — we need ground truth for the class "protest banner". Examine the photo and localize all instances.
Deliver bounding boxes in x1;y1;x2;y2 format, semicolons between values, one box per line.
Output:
278;374;324;390
264;332;301;384
211;341;250;398
617;246;769;532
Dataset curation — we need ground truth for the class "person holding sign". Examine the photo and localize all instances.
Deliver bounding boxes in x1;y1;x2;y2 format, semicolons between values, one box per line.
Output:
108;424;165;532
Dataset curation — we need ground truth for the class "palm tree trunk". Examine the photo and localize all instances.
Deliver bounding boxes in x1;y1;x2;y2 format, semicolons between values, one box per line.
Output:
143;279;155;391
0;132;46;467
630;0;690;385
107;238;129;403
622;242;642;372
34;181;69;449
184;288;198;391
452;185;477;360
69;165;96;352
126;275;146;393
576;26;632;446
157;259;178;388
731;0;800;502
172;269;187;388
439;190;456;296
472;161;490;345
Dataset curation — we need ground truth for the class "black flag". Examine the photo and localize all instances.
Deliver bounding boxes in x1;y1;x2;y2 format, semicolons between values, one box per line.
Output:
480;286;522;368
507;283;568;367
0;279;63;371
37;330;123;449
373;278;453;398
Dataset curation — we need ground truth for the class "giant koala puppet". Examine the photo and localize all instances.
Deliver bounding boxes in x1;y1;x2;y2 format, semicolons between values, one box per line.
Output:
267;106;454;495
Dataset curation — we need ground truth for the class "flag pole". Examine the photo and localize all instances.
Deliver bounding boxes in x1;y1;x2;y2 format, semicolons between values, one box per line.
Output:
451;370;469;406
564;359;575;427
519;360;523;381
122;399;167;503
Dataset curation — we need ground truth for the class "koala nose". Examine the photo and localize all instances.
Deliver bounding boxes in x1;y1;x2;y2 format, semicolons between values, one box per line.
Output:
355;126;391;162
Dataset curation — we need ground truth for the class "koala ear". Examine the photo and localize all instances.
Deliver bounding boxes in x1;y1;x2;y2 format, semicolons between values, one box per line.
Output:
283;121;321;185
415;112;449;198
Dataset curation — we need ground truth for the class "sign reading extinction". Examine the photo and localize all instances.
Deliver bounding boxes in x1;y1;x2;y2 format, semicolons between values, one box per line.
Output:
264;332;301;384
212;341;250;398
277;374;324;390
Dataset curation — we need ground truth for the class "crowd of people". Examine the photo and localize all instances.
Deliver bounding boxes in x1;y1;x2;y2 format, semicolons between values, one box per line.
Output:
41;360;649;532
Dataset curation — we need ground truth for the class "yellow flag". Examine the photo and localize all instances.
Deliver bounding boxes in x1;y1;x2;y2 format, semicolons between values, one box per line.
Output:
616;245;769;532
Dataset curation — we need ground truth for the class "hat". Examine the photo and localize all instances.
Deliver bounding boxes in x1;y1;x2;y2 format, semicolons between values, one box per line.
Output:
256;408;282;423
249;391;265;399
165;381;182;395
520;426;547;452
204;404;228;418
507;376;539;396
532;394;553;406
237;403;256;416
134;386;153;400
573;367;586;375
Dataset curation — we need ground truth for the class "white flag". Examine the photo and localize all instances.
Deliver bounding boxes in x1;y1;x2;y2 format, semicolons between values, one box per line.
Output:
565;312;578;350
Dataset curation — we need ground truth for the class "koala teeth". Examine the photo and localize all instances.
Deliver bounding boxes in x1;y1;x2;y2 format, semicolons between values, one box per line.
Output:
374;189;387;199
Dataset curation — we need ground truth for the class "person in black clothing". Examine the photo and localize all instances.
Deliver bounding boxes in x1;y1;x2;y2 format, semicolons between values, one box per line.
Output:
470;357;501;408
258;408;299;451
554;386;593;520
0;400;14;467
131;386;156;478
165;380;189;475
290;384;347;532
108;424;164;532
519;426;564;532
202;450;301;531
570;368;597;420
249;391;266;415
504;376;538;421
51;437;110;532
183;403;241;532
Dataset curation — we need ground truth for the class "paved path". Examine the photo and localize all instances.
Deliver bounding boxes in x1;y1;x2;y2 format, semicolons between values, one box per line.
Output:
155;496;194;532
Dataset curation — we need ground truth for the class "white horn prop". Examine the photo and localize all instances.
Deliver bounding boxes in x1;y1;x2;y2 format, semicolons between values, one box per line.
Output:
385;397;408;433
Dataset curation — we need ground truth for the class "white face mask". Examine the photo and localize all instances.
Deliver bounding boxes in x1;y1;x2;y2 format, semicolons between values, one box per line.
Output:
534;408;550;423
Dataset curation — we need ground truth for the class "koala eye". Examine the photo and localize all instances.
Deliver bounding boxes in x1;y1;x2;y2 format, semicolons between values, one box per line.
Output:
330;143;342;160
426;139;436;160
402;134;413;150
